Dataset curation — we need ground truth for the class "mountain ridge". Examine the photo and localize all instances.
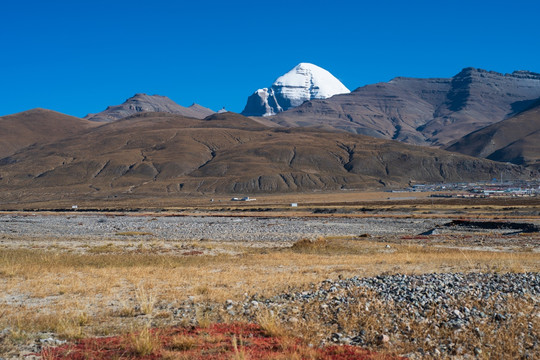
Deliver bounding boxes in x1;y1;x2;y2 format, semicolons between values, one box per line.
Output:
84;93;215;122
267;67;540;147
0;108;100;158
446;100;540;169
0;112;532;205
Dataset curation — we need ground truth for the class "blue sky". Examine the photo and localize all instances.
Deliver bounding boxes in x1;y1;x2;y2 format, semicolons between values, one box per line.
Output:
1;0;539;117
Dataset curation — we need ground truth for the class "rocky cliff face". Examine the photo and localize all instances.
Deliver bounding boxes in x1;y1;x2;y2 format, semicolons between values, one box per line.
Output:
243;88;283;117
241;63;350;116
85;94;214;122
269;68;540;146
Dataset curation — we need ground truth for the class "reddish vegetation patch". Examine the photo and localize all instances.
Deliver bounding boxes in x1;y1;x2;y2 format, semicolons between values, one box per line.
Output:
182;250;204;255
400;235;430;240
41;323;404;360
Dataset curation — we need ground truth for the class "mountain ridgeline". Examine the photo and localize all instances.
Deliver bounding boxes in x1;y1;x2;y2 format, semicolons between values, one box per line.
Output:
266;68;540;147
1;65;539;205
0;108;99;158
0;112;532;205
446;101;540;169
84;93;215;122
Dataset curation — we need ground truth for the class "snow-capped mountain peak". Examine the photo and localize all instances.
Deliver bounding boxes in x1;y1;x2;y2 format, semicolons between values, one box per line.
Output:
273;63;350;107
242;63;350;117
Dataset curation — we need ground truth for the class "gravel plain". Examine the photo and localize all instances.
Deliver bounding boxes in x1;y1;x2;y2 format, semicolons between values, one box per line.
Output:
1;212;538;254
0;213;447;242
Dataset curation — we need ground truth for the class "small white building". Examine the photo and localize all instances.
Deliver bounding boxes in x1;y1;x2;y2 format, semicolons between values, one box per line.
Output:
231;197;256;201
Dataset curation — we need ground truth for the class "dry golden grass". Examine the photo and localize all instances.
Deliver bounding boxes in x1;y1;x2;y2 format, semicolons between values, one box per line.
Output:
5;189;540;215
256;309;289;338
0;233;538;358
231;335;248;360
128;324;160;356
135;286;156;315
115;231;154;236
115;299;136;317
0;190;433;210
168;334;197;351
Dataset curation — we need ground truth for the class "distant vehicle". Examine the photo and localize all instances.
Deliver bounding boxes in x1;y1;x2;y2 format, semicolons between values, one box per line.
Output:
231;197;256;201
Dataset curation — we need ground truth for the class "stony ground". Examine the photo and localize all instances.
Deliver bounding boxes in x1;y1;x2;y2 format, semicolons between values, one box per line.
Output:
0;213;446;241
1;212;538;250
236;272;539;358
0;211;539;359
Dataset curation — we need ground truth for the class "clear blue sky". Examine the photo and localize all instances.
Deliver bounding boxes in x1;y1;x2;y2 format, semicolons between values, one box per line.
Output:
1;0;539;117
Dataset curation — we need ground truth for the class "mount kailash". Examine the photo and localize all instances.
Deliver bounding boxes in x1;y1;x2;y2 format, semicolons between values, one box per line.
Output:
241;63;350;117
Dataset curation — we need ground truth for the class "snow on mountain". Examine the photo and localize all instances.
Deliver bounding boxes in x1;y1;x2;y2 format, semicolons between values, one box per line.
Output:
273;63;351;107
242;63;350;117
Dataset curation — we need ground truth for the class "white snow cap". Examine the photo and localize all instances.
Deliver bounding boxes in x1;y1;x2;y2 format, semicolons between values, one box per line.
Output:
241;62;350;117
272;62;350;107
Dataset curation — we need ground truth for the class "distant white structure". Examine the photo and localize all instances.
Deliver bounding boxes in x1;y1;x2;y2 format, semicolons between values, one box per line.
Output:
291;203;298;207
71;205;78;210
231;197;256;201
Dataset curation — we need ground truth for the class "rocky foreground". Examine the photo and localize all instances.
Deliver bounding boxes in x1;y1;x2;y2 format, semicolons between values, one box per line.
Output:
172;272;539;359
0;213;538;359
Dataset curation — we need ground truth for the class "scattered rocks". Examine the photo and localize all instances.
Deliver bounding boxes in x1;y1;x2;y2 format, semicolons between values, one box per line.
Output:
39;337;66;346
230;272;539;358
0;213;447;243
377;334;390;344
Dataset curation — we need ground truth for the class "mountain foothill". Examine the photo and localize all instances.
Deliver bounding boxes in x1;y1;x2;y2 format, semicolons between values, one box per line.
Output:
1;63;539;204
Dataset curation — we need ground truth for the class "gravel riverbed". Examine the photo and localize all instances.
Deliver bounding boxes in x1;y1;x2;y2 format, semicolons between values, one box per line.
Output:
0;213;447;242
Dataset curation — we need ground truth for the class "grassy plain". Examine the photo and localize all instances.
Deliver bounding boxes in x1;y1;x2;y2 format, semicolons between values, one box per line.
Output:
0;196;539;358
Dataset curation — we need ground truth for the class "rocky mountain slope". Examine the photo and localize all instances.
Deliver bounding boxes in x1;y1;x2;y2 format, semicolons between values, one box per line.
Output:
0;112;531;204
241;63;350;116
446;100;540;169
0;108;99;158
84;93;214;122
267;68;540;146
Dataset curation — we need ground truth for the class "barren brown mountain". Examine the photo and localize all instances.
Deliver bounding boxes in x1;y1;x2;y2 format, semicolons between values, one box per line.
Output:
0;112;531;205
84;93;215;122
267;68;540;146
446;100;540;169
0;108;99;158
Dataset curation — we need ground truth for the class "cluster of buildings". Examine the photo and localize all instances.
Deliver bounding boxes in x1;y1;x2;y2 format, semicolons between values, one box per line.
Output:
403;180;540;198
